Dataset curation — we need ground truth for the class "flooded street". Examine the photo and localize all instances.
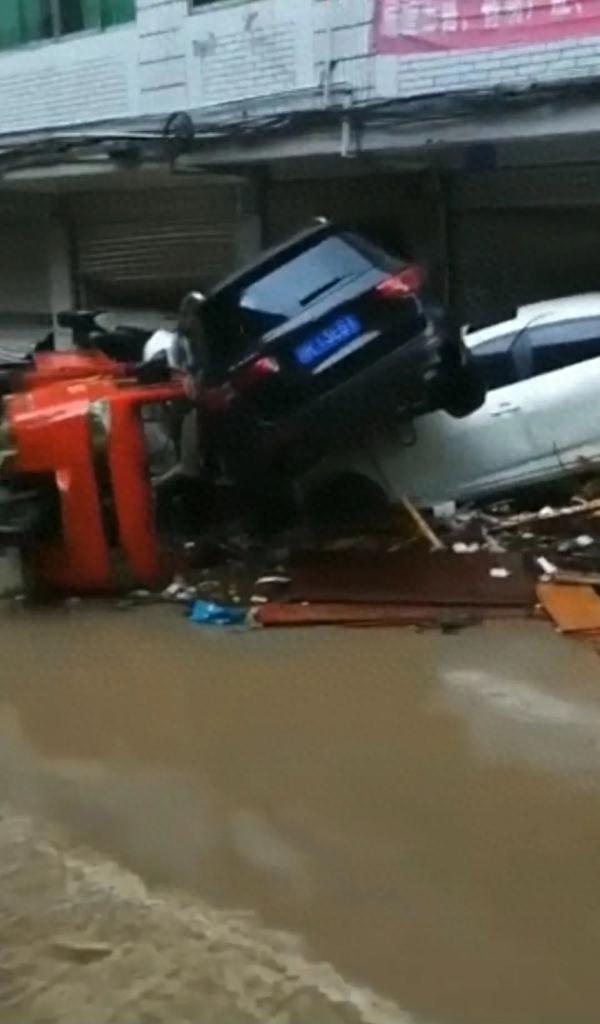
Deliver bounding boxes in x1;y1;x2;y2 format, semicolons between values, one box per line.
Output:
1;605;600;1024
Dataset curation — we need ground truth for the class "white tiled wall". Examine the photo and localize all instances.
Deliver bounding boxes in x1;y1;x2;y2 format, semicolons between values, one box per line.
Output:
137;0;189;112
184;0;313;108
0;25;137;131
313;0;375;97
390;34;600;97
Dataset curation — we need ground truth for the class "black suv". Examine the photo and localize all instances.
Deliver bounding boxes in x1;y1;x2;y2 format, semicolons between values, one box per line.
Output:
201;221;483;488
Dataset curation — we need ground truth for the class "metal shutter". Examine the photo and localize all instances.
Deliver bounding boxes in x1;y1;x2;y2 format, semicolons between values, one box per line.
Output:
71;182;250;309
449;166;600;326
0;193;53;348
265;174;446;294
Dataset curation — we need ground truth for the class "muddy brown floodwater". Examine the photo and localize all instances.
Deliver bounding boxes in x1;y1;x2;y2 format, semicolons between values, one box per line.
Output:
0;604;600;1024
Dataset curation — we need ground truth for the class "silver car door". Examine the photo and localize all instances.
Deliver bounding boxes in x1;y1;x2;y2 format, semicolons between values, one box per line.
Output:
523;319;600;478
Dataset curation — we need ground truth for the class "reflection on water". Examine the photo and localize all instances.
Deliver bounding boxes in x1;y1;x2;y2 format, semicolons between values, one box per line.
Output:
1;605;600;1024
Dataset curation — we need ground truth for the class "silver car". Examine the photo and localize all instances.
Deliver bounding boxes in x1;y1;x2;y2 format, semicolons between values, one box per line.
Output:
305;294;600;508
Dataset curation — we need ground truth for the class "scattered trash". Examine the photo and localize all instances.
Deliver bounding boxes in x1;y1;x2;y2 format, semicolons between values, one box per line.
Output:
482;530;506;555
196;579;221;594
51;940;113;965
490;567;511;579
162;576;197;603
537;557;558;577
433;501;457;520
162;576;185;598
189;599;247;627
575;534;595;549
492;497;600;532
453;542;480;554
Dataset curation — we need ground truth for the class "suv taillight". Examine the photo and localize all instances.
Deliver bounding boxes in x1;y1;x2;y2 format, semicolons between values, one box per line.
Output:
375;265;424;299
232;356;279;393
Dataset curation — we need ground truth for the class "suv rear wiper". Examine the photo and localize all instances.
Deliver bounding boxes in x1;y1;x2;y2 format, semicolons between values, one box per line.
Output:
300;275;349;307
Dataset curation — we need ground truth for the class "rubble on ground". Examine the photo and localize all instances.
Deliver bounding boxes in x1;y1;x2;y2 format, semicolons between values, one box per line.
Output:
248;482;600;636
7;476;600;643
100;478;600;641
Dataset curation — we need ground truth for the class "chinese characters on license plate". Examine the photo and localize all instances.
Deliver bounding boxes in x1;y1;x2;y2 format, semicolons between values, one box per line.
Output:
295;313;361;367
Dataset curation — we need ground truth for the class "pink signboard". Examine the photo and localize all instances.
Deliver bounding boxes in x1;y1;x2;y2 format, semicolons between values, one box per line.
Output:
374;0;600;53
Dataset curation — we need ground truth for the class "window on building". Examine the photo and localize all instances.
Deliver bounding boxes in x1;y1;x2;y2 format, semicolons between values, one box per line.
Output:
0;0;135;50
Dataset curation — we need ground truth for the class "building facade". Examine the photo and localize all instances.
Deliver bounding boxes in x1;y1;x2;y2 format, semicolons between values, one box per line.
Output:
3;1;600;132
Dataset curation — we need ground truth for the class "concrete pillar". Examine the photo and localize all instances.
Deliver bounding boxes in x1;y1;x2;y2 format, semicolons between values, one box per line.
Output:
0;549;24;597
47;211;75;349
234;213;262;266
231;176;263;268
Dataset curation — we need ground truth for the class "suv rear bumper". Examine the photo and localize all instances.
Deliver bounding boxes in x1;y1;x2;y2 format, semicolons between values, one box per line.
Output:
262;327;446;471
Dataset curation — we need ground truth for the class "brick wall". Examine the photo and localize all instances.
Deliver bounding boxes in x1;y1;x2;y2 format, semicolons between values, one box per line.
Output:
313;0;375;97
138;0;189;113
183;0;314;108
0;26;136;132
391;35;600;97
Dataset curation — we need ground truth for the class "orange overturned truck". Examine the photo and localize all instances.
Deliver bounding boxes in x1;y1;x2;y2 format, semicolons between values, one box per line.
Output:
0;348;186;595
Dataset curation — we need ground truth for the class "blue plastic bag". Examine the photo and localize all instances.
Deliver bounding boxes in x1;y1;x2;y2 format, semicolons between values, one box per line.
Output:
189;599;247;627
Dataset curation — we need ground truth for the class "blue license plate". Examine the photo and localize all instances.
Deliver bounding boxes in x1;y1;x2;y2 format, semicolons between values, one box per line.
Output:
295;313;362;367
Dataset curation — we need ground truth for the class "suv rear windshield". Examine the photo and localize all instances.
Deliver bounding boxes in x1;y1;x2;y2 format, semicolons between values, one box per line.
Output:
205;231;399;345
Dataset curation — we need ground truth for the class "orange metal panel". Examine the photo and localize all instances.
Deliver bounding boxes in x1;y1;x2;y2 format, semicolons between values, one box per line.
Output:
4;351;185;593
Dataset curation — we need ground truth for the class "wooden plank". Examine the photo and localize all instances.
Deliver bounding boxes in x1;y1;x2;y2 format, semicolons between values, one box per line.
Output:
255;602;530;628
286;551;534;607
400;496;446;552
537;582;600;633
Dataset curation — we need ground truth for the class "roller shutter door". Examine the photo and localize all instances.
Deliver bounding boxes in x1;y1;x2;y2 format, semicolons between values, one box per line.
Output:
0;193;52;350
265;174;446;295
71;182;250;309
449;166;600;326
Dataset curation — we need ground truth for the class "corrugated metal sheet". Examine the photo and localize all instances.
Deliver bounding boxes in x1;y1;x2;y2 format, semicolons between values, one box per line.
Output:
71;183;248;307
265;174;445;294
0;194;52;339
0;192;53;225
452;165;600;210
448;167;600;325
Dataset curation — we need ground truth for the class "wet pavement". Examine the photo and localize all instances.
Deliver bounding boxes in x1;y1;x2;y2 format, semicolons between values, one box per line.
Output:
0;604;600;1023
